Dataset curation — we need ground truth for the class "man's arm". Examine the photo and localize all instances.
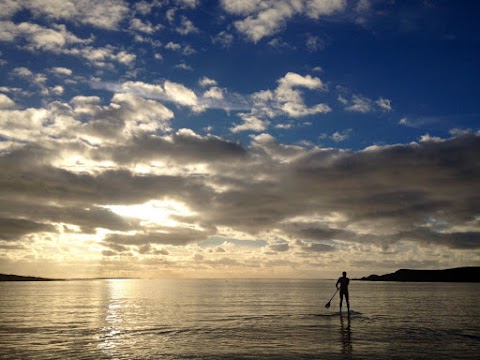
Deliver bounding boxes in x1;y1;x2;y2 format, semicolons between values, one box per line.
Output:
336;278;340;288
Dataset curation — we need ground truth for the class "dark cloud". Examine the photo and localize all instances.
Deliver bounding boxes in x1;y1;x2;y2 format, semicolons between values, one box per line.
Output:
295;240;336;253
0;218;56;240
104;227;213;247
1;132;479;255
96;132;248;165
269;243;289;252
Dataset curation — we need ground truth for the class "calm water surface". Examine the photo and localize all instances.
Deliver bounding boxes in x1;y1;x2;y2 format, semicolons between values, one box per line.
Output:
0;279;479;359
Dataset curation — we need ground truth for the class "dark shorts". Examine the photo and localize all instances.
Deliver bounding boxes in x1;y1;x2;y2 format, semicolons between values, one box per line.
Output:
340;290;349;302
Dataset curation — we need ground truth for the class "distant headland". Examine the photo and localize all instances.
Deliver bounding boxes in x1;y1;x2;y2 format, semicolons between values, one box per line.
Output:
356;267;480;283
0;273;59;281
0;273;136;281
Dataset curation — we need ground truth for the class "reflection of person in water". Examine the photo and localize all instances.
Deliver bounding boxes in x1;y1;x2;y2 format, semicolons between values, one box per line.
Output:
336;271;350;315
340;315;352;355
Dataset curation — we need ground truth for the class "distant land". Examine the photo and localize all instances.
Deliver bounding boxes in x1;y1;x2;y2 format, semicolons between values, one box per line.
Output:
0;274;136;281
356;267;480;283
0;273;59;281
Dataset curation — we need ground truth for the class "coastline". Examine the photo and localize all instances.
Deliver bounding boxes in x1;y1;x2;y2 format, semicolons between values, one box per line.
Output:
355;266;480;283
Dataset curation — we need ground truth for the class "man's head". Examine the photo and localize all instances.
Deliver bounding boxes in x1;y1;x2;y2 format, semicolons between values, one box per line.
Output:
342;271;347;277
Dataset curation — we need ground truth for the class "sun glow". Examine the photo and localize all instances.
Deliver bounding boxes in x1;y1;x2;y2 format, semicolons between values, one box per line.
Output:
104;199;196;227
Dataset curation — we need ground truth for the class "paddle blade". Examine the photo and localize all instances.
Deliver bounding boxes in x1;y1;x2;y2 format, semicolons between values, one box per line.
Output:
325;301;331;308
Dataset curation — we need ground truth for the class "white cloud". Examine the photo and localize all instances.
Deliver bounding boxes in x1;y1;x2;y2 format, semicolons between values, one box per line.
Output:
176;16;198;35
376;97;392;111
232;72;330;132
0;93;175;146
67;45;136;67
164;81;198;107
0;106;72;142
203;87;224;100
175;63;194;71
274;72;330;117
221;0;347;42
175;0;199;9
12;67;33;78
199;77;218;87
305;0;347;19
233;2;301;43
212;31;234;48
111;93;174;136
135;0;162;16
130;18;162;34
341;94;393;113
50;67;72;76
118;80;199;110
0;21;132;67
268;37;293;50
0;0;22;19
231;113;268;133
306;34;325;51
0;21;92;52
278;72;326;90
70;96;101;105
9;0;129;30
0;93;15;109
51;85;64;95
331;129;352;142
345;94;372;113
166;42;182;51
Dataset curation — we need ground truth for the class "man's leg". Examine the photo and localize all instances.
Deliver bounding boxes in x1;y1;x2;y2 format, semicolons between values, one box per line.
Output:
339;292;344;313
345;292;350;315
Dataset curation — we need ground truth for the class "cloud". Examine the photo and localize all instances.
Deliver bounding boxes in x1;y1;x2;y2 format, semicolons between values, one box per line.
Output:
232;72;330;132
0;92;174;145
3;0;129;30
0;93;15;109
376;97;392;111
103;80;200;111
231;113;269;133
306;0;347;19
199;77;218;87
306;34;326;51
176;16;199;35
212;31;234;48
221;0;347;42
0;21;134;67
1;120;479;275
0;218;56;241
130;18;162;34
175;0;199;9
345;94;372;113
203;87;224;100
165;41;196;55
328;129;352;142
50;67;73;76
341;94;393;113
0;21;92;51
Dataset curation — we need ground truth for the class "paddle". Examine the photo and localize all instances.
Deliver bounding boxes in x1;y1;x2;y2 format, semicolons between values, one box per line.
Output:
325;288;339;308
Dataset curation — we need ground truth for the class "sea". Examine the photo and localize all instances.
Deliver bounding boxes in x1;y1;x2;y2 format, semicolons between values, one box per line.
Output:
0;279;479;359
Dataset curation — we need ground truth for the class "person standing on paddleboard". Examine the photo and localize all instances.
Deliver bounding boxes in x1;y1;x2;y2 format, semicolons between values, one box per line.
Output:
336;271;350;315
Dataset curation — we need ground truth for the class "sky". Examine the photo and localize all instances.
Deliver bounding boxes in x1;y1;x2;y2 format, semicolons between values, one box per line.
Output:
0;0;479;279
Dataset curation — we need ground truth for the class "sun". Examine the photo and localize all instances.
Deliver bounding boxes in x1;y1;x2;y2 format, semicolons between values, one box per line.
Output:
104;199;196;227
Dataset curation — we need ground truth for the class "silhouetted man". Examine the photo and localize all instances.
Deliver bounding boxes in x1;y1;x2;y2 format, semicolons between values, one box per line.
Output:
336;271;350;315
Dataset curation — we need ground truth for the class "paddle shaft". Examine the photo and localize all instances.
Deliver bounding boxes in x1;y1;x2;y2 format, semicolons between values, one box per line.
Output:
328;288;339;303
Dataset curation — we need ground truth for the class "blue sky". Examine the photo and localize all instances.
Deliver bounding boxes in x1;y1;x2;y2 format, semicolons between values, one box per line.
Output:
0;0;479;278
